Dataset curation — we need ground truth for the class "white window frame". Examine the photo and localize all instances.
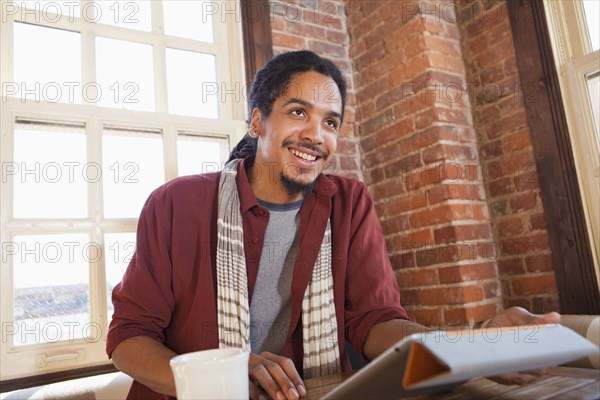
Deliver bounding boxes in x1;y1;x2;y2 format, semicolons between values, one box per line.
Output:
1;0;247;380
544;0;600;284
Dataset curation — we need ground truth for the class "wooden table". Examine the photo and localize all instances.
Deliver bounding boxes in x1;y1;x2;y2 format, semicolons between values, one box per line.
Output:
304;367;600;399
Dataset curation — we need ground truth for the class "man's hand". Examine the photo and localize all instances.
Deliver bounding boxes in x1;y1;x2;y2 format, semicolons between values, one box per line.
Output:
486;306;560;328
486;307;561;385
248;352;307;400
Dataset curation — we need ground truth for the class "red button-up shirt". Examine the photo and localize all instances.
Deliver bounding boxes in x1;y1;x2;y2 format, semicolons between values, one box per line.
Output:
107;158;408;399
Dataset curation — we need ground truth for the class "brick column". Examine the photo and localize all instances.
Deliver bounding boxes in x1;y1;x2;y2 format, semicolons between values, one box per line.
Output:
346;0;501;326
455;0;559;312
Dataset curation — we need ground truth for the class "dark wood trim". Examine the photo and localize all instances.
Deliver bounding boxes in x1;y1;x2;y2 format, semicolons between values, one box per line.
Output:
241;0;273;93
0;364;117;393
507;0;599;314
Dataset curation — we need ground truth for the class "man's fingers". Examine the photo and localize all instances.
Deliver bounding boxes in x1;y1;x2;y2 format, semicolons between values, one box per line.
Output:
249;380;266;400
249;354;300;400
532;311;561;325
262;353;306;397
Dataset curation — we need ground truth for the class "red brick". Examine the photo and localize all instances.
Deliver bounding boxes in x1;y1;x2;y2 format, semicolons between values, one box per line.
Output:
272;33;306;49
439;262;498;284
357;76;389;105
406;307;443;326
525;252;553;273
511;274;557;296
371;176;405;200
514;170;540;191
390;251;416;269
423;144;478;164
424;35;462;58
397;268;439;288
381;215;410;234
339;155;358;171
387;191;428;216
354;41;386;72
443;303;499;326
336;138;357;155
384;153;423;180
390;54;430;83
393;228;434;250
434;223;493;244
303;9;342;29
308;39;346;59
399;288;419;306
502;128;532;152
488;176;513;197
375;118;415;145
427;184;485;204
497;217;523;237
509;192;537;213
409;204;473;229
428;53;466;74
531;295;560;314
528;213;547;231
285;21;326;39
483;281;501;298
506;298;532;310
419;285;484;305
416;244;468;267
326;29;346;44
498;257;525;275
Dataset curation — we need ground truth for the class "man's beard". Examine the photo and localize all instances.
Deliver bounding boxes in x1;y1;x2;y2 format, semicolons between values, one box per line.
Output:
280;172;314;197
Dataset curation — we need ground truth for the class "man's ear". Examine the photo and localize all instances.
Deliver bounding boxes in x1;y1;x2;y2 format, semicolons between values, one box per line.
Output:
250;108;263;136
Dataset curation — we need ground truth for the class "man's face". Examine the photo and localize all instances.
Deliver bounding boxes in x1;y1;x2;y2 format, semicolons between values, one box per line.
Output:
252;71;342;196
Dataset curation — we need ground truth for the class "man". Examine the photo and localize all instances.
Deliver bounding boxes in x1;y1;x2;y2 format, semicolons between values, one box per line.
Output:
107;51;560;400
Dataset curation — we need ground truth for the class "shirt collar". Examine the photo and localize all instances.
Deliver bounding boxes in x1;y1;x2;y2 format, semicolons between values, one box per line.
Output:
235;157;339;213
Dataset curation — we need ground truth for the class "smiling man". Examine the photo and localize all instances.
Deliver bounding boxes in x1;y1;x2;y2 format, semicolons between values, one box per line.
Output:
107;51;560;400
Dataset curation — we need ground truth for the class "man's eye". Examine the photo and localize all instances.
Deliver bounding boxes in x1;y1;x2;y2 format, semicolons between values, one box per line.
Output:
325;119;339;130
291;109;304;117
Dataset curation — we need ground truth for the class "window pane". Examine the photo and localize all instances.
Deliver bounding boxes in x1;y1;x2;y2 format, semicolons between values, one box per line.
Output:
13;1;80;20
95;37;155;111
12;233;91;346
102;127;164;218
94;0;152;32
586;71;600;142
582;0;599;52
13;120;87;219
13;23;81;104
166;49;218;118
104;232;135;322
177;134;228;176
163;0;214;42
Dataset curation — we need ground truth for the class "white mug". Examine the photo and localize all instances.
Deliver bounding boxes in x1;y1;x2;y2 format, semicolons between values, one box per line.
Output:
170;348;249;399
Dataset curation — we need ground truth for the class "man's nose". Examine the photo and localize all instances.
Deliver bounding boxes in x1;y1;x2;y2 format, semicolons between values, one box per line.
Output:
300;120;324;143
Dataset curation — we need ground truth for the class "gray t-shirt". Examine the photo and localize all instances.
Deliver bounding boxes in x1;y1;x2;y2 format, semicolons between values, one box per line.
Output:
249;198;302;354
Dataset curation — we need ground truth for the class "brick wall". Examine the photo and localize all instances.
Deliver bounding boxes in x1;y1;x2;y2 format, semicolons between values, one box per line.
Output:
263;0;559;325
455;0;559;312
269;0;362;180
344;0;502;326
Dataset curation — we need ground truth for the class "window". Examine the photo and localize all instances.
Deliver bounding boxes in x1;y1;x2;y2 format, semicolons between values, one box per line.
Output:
1;0;246;380
544;0;600;279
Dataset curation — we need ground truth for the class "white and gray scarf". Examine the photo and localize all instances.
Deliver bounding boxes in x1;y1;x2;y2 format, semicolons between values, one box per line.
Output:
216;159;341;378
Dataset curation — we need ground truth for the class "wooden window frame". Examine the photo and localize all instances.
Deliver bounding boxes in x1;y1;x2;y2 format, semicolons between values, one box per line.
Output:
507;0;599;314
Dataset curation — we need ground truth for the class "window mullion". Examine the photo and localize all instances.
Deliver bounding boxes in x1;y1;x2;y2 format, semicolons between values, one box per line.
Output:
152;0;168;114
164;122;178;181
81;3;96;107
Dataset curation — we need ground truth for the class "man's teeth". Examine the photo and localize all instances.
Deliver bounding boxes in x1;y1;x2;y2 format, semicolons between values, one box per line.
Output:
291;149;317;161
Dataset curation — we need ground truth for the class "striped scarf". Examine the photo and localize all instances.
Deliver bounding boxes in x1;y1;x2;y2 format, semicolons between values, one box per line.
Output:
216;159;341;378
